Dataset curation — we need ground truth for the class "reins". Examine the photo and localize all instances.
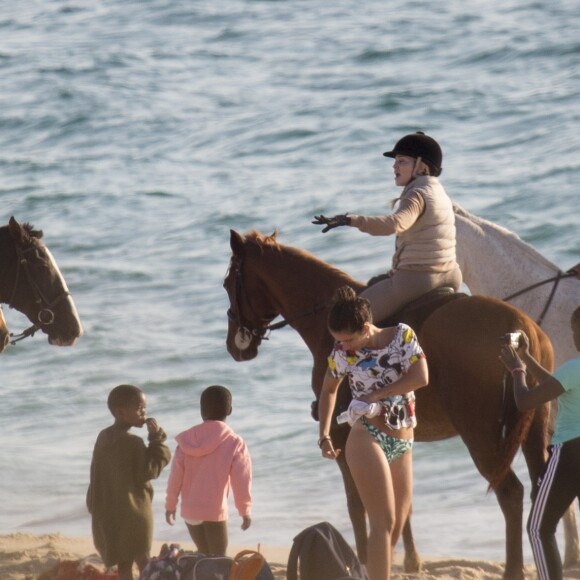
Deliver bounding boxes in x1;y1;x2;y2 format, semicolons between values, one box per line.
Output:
226;257;329;342
10;324;39;345
501;270;575;326
228;262;576;341
227;302;328;339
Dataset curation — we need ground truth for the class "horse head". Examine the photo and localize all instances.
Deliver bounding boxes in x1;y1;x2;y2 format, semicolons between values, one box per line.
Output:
224;229;282;361
225;228;362;372
0;217;83;346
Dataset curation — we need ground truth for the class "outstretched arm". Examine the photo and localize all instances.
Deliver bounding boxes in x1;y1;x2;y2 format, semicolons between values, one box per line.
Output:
349;192;425;236
312;214;351;233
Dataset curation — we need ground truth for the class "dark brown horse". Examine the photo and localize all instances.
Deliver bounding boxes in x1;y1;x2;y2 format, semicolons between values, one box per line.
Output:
224;229;554;580
0;217;83;348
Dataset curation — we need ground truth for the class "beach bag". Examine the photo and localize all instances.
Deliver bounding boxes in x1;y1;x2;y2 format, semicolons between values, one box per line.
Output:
286;521;368;580
177;553;232;580
139;543;181;579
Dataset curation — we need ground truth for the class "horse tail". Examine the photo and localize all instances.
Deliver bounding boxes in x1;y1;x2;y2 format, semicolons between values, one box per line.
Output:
487;402;535;492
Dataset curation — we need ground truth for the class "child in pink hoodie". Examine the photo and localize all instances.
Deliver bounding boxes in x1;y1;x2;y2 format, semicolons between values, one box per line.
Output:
165;385;252;556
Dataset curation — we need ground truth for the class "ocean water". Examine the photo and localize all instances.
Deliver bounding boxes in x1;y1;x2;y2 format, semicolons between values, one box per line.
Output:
1;0;579;565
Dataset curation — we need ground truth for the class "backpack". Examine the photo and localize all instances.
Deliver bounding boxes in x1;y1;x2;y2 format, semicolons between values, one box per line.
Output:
286;521;369;580
230;550;274;580
139;543;181;580
178;550;274;580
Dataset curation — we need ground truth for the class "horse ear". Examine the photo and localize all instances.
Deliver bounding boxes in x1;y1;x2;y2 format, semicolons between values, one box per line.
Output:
230;230;245;255
8;216;28;244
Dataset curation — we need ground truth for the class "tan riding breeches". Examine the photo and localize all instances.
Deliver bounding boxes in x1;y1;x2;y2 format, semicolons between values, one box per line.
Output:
360;267;462;324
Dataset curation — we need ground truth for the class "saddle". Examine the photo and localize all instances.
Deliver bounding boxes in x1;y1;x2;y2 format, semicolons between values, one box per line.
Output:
378;285;465;331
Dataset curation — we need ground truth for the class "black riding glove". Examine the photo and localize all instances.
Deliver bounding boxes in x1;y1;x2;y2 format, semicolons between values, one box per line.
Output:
312;214;351;233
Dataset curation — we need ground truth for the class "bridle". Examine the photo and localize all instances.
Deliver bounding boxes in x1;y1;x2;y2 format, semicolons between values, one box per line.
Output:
7;242;71;344
502;270;576;327
226;256;328;344
226;257;287;344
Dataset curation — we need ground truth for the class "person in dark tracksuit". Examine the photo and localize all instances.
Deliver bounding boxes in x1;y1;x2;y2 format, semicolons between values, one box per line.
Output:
499;305;580;580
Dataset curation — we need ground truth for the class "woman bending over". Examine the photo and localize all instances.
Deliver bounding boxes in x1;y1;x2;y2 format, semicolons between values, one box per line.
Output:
318;286;429;580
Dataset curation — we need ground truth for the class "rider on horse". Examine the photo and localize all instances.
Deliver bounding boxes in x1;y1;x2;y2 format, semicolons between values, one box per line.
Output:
313;131;462;324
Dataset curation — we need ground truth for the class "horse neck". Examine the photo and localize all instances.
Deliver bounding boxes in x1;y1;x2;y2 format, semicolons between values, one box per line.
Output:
454;211;560;298
254;245;363;355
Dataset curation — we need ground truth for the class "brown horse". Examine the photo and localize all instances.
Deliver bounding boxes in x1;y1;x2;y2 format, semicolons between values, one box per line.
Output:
224;229;554;580
0;217;83;347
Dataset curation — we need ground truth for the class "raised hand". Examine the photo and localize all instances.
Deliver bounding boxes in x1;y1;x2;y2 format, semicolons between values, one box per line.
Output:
145;417;160;435
312;214;350;233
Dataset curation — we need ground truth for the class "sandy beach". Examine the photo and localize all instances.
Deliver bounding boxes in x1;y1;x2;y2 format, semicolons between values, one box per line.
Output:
4;532;580;579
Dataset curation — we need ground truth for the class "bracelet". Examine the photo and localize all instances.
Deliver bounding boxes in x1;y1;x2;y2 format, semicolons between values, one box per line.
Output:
318;435;331;448
511;368;526;376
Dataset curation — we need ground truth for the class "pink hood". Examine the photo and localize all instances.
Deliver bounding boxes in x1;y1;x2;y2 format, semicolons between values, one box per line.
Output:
165;420;252;521
175;420;237;457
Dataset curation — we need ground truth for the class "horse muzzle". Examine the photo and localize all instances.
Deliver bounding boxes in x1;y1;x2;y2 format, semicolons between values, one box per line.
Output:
234;327;253;351
227;332;260;361
48;335;80;346
46;321;84;346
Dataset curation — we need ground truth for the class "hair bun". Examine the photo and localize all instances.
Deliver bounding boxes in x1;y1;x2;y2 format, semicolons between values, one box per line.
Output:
334;285;357;304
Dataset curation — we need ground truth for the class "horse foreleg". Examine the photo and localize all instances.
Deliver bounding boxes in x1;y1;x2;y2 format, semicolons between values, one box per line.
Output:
335;453;368;563
563;499;580;568
493;469;525;580
401;509;421;573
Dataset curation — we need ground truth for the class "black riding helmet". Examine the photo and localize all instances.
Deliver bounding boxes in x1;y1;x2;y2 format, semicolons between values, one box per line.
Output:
383;131;443;177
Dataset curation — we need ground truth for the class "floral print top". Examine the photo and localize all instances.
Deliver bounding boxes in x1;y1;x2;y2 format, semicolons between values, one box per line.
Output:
328;323;425;430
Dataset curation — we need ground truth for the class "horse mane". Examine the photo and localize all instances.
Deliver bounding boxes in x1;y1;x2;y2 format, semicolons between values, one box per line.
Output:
242;229;360;285
0;220;44;241
453;203;559;273
244;229;282;252
22;223;43;240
